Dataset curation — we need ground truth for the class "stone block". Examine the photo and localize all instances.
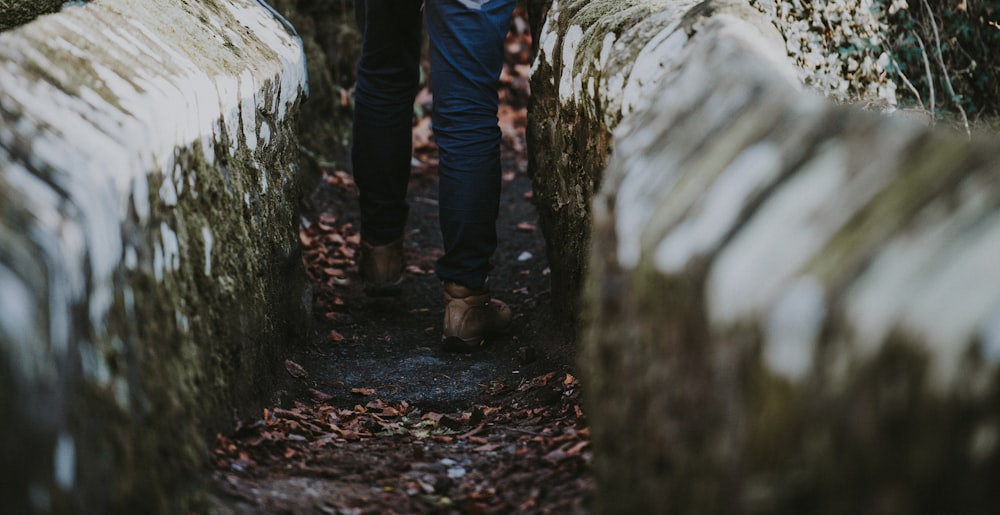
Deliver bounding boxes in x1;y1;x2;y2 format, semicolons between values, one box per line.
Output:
0;0;309;511
579;2;1000;513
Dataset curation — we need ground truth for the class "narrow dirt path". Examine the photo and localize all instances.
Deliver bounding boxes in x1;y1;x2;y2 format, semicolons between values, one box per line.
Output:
207;12;592;514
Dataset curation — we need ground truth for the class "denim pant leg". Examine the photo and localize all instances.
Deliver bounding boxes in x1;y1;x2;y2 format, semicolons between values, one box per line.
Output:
352;0;423;245
426;0;516;290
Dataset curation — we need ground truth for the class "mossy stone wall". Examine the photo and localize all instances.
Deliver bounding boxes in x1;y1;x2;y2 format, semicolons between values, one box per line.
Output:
527;0;764;330
267;0;358;175
0;0;310;512
544;0;1000;512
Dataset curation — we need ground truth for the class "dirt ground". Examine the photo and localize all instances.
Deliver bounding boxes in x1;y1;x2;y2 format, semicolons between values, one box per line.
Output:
206;11;593;514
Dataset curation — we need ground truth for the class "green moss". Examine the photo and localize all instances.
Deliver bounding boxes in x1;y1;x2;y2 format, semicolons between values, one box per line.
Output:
102;108;308;511
807;128;976;287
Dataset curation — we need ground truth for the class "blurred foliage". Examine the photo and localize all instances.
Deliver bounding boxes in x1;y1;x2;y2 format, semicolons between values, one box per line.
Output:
886;0;1000;118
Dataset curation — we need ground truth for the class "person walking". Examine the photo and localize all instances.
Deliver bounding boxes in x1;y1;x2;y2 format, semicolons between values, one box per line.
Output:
351;0;515;350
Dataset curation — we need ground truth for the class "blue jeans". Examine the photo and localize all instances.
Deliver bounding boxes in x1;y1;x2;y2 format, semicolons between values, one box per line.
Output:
352;0;516;290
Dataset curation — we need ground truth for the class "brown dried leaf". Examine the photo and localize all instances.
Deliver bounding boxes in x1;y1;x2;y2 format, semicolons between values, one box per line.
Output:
543;448;567;463
308;388;334;402
565;440;589;457
284;359;308;380
474;443;502;452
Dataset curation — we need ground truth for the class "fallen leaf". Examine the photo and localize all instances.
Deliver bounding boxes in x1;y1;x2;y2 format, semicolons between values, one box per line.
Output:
543;448;567;463
327;330;346;342
565;440;589;457
284;360;308;380
516;222;536;232
308;388;333;402
351;387;376;396
474;443;502;452
460;423;486;439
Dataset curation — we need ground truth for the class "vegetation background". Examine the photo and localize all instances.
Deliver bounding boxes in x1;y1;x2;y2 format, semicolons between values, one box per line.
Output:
751;0;999;130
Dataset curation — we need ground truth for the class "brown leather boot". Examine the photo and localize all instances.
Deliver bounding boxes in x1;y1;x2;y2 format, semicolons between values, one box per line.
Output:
359;238;404;296
442;281;512;350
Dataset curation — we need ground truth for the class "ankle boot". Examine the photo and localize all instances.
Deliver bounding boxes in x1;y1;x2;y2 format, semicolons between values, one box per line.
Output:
442;281;512;350
360;238;404;296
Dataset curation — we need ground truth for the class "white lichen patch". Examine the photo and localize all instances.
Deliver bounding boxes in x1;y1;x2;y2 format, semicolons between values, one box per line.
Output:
239;69;258;152
598;31;616;70
53;433;76;491
534;13;557;78
0;160;85;357
558;25;584;103
979;306;1000;365
160;221;180;277
620;21;686;117
202;225;214;277
707;146;850;327
0;262;44;376
654;143;783;273
259;118;272;147
842;174;1000;391
222;0;307;119
762;275;827;382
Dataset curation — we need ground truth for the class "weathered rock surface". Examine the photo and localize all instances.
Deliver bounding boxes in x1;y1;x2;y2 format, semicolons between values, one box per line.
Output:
265;0;358;173
0;0;308;512
565;1;1000;513
528;0;773;327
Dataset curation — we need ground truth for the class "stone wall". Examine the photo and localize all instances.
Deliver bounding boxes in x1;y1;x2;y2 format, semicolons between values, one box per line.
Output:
0;0;309;512
532;0;1000;512
265;0;358;174
527;0;762;328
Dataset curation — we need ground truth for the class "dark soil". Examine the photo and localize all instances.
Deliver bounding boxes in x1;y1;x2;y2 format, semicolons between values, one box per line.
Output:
206;13;592;514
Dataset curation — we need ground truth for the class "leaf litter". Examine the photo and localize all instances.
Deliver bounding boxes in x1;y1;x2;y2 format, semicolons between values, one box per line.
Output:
208;9;590;514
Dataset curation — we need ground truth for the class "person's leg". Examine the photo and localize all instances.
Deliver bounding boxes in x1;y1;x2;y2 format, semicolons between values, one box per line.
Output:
426;0;516;348
352;0;423;246
425;0;516;290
